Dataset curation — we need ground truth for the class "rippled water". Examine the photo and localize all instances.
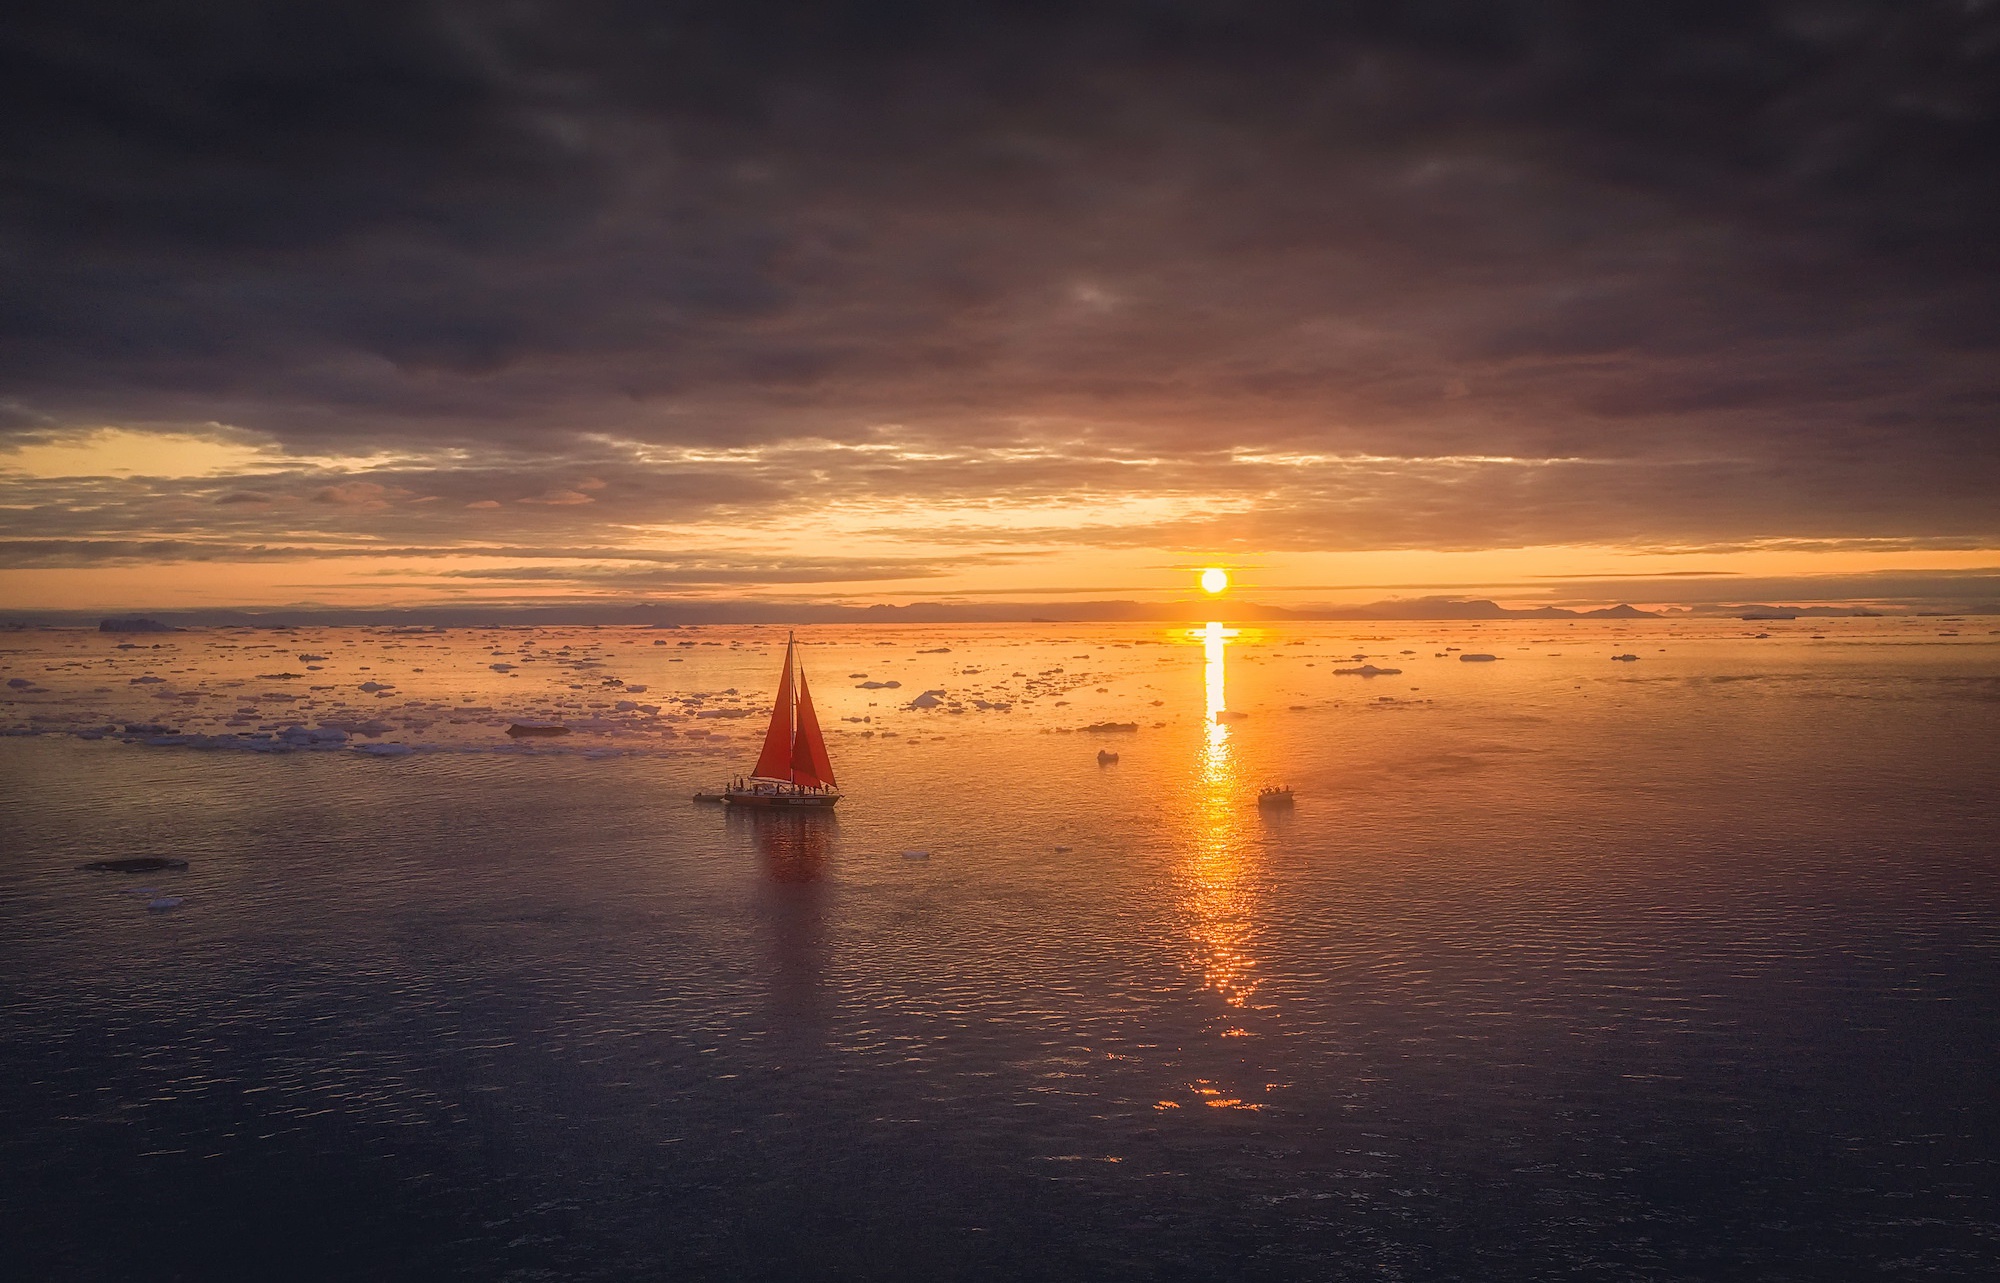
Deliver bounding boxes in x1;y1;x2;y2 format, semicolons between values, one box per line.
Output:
4;619;1998;1280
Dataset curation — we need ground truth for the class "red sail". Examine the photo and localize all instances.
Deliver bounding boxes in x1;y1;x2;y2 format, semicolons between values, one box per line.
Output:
790;662;837;789
750;637;795;781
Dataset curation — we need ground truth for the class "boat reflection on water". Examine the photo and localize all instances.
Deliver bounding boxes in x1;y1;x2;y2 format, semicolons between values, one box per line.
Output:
731;808;835;1034
1181;621;1262;1014
732;806;836;884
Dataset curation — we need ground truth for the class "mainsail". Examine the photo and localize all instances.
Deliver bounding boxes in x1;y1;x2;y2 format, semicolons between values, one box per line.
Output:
750;636;795;782
750;633;837;790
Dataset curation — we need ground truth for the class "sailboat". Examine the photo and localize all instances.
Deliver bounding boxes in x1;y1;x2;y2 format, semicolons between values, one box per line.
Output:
721;631;841;808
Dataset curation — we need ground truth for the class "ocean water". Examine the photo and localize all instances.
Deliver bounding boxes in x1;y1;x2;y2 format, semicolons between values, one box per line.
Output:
3;617;1998;1280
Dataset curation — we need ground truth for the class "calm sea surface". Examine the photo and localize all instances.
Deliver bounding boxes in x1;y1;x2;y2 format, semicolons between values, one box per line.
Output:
3;618;1998;1280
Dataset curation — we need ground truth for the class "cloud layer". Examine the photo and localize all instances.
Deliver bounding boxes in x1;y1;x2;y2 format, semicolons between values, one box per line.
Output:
3;1;1997;604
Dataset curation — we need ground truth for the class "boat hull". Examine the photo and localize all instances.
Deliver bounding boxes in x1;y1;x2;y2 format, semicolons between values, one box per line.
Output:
723;789;840;809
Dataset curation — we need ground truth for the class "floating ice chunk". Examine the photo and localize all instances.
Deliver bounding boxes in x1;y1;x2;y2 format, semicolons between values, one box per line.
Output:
908;689;946;709
1333;664;1402;676
357;681;393;692
81;857;188;873
1611;654;1639;661
1082;721;1137;732
856;680;902;690
901;850;931;861
490;663;516;672
356;743;415;756
1213;710;1249;722
623;685;647;694
279;725;350;745
322;719;391;737
130;676;165;684
1458;654;1499;662
146;897;184;912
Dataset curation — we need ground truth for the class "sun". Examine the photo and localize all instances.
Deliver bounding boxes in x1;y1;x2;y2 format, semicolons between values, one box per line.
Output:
1199;566;1229;595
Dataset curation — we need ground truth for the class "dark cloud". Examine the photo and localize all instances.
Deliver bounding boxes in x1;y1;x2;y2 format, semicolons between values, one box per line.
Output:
0;537;1018;588
2;0;1997;566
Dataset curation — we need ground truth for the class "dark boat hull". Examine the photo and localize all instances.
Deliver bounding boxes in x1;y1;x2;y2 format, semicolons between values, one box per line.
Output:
723;789;840;809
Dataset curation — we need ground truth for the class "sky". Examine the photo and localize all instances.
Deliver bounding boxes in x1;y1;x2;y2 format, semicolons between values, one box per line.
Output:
2;1;1997;615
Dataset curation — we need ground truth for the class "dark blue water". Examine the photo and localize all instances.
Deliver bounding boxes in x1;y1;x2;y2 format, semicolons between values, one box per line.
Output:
3;623;1998;1279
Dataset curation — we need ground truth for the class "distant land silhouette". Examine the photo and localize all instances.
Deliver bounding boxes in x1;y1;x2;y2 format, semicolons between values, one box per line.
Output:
4;596;1977;630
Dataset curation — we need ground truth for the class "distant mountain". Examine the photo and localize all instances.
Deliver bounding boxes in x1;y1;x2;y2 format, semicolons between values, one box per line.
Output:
10;596;1663;627
97;617;180;633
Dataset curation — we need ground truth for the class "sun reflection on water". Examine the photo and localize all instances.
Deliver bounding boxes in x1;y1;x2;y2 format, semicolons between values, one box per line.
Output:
1181;622;1259;1011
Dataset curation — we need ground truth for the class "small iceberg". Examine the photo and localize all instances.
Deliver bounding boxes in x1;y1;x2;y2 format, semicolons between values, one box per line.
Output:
80;857;189;873
1333;664;1402;677
1611;654;1639;662
506;721;571;736
901;849;931;861
1097;749;1119;764
146;896;185;912
1459;654;1499;662
278;726;349;747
